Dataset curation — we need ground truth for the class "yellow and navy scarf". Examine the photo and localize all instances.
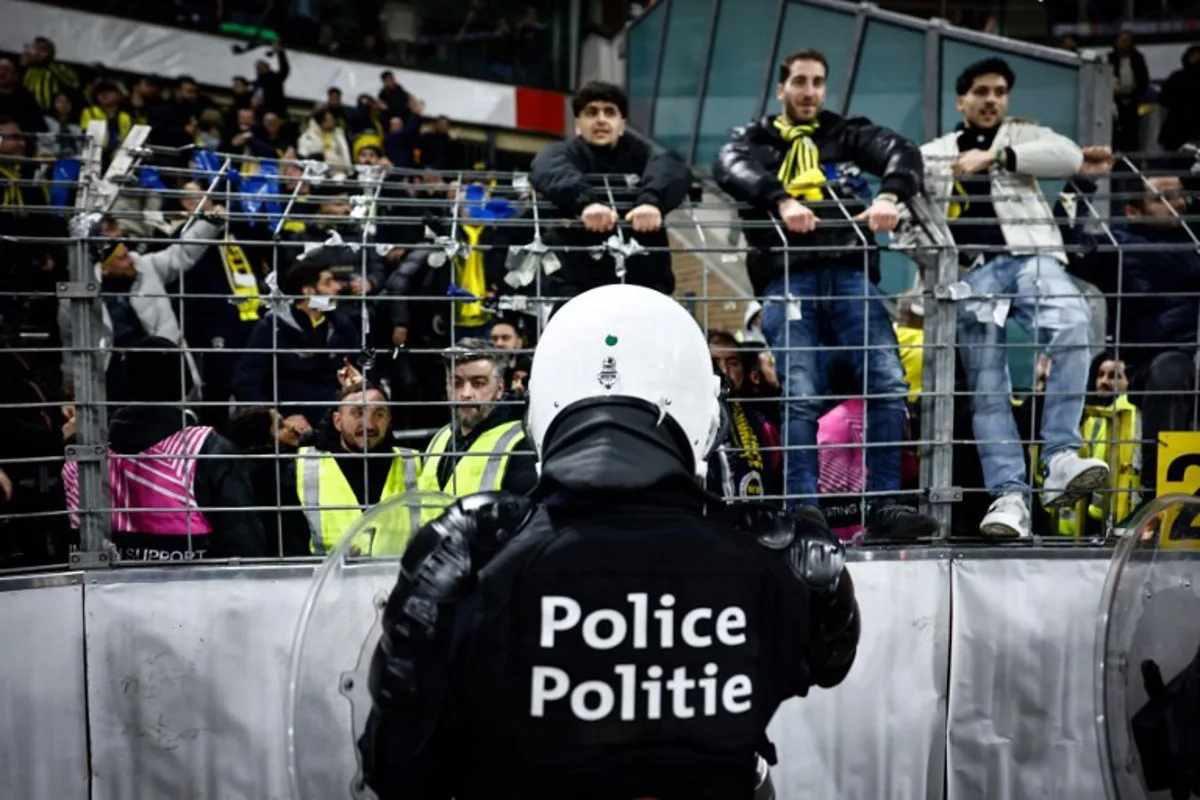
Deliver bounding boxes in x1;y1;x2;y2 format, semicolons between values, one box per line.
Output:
219;237;263;322
729;401;764;473
773;115;826;203
947;179;970;219
1;165;28;215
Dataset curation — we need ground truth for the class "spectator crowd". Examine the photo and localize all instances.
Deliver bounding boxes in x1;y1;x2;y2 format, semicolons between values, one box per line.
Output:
1;29;1198;568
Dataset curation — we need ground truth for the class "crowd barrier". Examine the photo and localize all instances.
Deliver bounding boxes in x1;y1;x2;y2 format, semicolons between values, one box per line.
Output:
0;548;1118;800
7;123;1197;563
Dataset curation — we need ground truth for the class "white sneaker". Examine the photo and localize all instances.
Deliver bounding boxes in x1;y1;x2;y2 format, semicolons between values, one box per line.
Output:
1042;452;1110;509
980;493;1031;538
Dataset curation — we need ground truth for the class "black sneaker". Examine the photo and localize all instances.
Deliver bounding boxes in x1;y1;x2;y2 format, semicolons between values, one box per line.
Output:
865;498;940;540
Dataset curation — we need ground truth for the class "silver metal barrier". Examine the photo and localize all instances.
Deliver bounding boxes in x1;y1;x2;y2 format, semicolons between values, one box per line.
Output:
0;547;1130;800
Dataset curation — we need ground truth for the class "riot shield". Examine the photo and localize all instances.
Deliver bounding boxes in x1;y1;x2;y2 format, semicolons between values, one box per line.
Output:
285;491;455;800
1096;493;1200;800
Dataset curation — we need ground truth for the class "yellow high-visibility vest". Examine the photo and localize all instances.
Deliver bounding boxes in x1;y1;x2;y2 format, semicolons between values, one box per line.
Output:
416;420;525;519
80;106;132;149
296;446;420;555
1037;396;1140;537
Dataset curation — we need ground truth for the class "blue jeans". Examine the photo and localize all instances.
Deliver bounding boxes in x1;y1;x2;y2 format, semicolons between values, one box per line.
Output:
761;268;909;507
957;254;1091;496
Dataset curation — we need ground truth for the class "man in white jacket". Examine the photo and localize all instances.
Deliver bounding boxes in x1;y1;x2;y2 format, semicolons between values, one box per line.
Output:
896;57;1111;538
58;214;220;400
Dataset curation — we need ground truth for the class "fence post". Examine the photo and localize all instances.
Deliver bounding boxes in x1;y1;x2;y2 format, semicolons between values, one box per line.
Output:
65;122;112;562
908;193;961;534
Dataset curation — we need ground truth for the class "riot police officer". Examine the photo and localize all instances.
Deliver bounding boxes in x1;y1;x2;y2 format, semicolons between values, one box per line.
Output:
359;284;861;800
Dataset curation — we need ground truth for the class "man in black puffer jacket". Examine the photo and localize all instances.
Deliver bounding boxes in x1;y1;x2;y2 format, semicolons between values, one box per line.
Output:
530;81;692;306
712;48;935;540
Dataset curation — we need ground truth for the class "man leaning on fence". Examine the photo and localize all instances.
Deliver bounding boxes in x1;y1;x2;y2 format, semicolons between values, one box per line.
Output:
416;339;536;506
529;81;691;306
895;57;1111;538
712;48;937;540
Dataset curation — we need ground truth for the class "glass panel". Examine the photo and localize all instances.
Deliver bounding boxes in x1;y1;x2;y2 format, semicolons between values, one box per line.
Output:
844;21;927;296
845;20;925;143
694;0;778;167
939;39;1079;140
626;2;667;133
770;1;858;114
651;0;718;155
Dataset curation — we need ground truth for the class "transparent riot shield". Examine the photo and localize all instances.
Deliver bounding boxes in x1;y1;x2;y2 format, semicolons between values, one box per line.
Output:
286;491;455;800
1096;493;1200;800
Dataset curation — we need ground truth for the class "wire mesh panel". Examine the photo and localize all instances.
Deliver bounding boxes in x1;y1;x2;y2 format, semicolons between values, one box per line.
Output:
2;116;1199;572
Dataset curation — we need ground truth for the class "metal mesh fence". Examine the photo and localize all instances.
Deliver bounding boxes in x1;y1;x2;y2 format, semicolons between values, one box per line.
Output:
1;121;1197;570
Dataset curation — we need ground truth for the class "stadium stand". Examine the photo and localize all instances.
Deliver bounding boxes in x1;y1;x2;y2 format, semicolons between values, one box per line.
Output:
1;1;1199;796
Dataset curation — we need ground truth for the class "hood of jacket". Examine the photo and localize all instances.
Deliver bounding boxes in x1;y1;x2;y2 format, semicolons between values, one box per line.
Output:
536;401;699;496
109;405;199;454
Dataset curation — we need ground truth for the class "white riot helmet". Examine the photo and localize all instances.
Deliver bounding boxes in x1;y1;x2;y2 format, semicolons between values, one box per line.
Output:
526;284;722;481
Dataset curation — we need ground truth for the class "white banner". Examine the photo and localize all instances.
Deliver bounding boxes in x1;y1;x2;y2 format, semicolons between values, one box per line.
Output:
0;0;518;128
768;558;951;800
0;576;88;800
83;566;314;800
947;556;1109;800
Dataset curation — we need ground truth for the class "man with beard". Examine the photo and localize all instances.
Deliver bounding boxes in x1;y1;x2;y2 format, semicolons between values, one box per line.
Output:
713;49;935;540
1065;172;1200;501
1045;352;1138;538
415;338;537;506
895;56;1111;538
708;331;780;501
286;380;422;555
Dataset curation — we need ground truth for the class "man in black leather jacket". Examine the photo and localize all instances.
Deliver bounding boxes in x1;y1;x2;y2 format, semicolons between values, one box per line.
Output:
712;48;935;541
357;284;860;800
529;81;692;303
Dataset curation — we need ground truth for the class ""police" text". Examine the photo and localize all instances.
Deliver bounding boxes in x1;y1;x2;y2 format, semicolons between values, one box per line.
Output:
530;592;754;722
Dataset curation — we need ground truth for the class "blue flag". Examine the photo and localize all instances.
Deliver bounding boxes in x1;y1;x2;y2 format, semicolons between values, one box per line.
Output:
48;158;80;207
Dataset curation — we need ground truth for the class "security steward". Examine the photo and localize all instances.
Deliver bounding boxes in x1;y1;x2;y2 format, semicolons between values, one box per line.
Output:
359;284;860;800
416;337;538;510
287;380;422;556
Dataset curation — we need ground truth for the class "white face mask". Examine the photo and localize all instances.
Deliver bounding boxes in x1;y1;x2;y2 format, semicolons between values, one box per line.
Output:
308;294;337;312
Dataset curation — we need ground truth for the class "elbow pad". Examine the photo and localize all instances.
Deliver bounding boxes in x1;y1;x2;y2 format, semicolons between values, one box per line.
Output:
740;505;861;689
369;492;534;709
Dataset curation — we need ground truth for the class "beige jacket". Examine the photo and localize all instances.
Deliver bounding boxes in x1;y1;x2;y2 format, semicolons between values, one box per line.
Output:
896;118;1084;265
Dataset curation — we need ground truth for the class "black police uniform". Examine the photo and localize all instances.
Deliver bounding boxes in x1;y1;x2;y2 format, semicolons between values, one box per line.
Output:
359;401;861;800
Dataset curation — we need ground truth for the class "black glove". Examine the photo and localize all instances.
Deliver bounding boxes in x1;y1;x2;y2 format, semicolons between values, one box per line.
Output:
1132;644;1200;799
